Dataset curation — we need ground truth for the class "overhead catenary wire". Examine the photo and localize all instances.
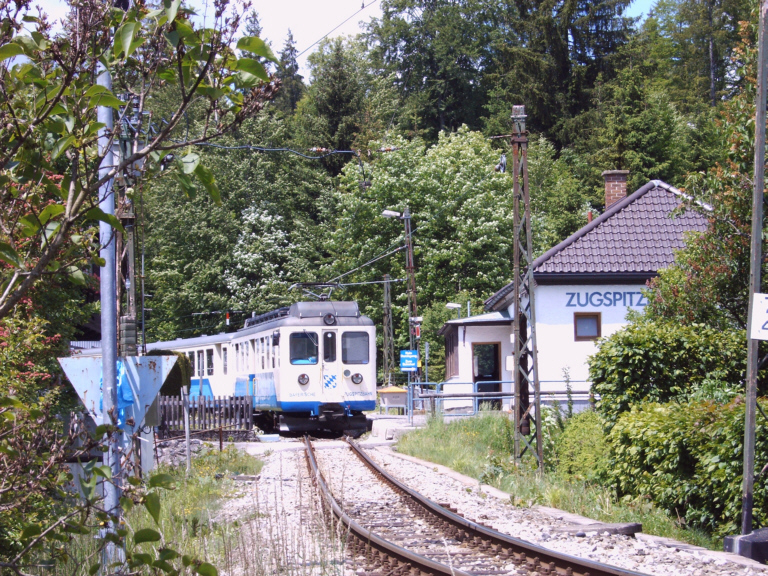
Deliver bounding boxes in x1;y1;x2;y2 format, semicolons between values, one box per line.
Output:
326;244;407;283
297;0;381;59
339;278;405;286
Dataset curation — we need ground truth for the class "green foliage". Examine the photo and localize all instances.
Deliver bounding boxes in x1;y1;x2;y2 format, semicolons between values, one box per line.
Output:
554;410;610;483
397;411;515;479
0;0;277;319
145;111;332;340
589;315;746;430
272;30;306;114
608;398;768;536
367;0;489;139
527;136;598;255
643;23;759;332
397;411;717;548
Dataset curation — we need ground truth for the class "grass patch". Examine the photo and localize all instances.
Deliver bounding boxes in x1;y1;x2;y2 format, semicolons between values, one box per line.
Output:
40;444;266;576
397;412;719;550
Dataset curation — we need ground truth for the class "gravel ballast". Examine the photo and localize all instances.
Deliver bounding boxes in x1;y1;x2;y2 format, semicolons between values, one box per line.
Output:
216;439;768;575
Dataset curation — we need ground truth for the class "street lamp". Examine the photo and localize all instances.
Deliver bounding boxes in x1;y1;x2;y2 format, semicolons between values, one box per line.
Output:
446;302;461;319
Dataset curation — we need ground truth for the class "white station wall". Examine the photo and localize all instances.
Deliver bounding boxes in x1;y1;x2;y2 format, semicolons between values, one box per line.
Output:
532;284;648;397
443;324;514;411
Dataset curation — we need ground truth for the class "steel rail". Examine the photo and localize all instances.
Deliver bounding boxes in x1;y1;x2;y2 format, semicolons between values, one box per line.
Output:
346;439;647;576
303;437;473;576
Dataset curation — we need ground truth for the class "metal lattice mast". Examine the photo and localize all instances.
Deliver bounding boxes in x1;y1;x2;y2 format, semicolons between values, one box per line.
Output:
510;106;543;472
383;273;395;385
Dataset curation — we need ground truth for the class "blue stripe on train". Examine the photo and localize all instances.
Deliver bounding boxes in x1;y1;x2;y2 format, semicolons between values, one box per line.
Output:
233;374;279;409
278;400;376;414
190;378;213;399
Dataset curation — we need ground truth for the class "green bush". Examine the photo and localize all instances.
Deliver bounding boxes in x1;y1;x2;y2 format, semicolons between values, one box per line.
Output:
554;410;610;483
589;316;746;430
608;398;768;536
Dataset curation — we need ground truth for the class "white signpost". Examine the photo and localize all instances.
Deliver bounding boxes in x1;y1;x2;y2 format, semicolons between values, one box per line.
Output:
750;293;768;341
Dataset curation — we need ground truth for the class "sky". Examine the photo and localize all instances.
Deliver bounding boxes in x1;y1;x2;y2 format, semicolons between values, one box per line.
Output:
38;0;657;79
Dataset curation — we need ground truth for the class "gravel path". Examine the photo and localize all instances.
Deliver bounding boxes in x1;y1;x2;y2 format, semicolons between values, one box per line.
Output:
212;448;346;576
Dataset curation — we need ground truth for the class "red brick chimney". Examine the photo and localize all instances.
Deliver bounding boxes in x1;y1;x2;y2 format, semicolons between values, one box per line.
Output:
602;170;629;208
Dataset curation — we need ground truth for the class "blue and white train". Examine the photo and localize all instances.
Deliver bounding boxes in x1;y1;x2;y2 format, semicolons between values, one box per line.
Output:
146;301;377;434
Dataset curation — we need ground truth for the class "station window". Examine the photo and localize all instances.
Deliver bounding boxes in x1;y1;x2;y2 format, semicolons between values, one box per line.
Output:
342;332;369;364
223;347;228;375
290;332;318;365
324;332;337;362
574;312;601;341
206;349;214;376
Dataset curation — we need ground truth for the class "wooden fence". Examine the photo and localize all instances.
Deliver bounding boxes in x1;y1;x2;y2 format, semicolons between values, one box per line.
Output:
158;395;253;436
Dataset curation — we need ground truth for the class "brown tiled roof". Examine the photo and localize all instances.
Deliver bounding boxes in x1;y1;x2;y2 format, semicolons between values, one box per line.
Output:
485;181;709;311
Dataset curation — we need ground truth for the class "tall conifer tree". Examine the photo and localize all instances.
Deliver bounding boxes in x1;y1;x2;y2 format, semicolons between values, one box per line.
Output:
274;30;306;113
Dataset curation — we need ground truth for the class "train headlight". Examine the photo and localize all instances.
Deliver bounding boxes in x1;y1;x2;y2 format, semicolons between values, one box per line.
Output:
351;373;363;385
298;374;310;385
323;313;336;325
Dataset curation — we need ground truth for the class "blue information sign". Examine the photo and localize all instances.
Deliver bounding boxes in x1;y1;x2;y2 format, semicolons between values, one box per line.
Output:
400;350;418;372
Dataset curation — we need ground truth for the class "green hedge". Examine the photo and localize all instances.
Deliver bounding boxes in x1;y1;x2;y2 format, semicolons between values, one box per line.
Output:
589;317;746;431
554;410;610;483
608;398;768;536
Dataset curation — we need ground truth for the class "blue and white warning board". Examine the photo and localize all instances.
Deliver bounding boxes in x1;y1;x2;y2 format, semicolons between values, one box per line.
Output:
750;293;768;340
400;350;418;372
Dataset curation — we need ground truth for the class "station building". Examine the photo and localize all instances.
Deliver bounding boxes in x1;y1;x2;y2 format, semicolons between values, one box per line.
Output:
438;170;709;411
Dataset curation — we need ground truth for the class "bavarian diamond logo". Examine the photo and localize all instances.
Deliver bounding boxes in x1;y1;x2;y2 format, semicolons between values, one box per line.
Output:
323;375;337;389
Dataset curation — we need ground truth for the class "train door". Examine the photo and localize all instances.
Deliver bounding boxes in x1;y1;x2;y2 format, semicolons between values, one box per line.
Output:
321;329;339;401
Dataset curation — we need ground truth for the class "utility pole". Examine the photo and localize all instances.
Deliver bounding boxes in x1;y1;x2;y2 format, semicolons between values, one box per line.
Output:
403;207;420;382
383;273;394;386
509;106;543;472
116;96;139;358
97;57;121;565
741;0;768;537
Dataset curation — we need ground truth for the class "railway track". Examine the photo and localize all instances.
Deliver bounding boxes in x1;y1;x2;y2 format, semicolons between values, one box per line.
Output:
304;437;648;576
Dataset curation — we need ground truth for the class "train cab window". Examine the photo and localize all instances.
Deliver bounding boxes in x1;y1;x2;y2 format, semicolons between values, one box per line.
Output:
206;349;214;376
223;347;228;375
342;332;369;364
188;352;195;374
323;332;337;362
290;332;318;365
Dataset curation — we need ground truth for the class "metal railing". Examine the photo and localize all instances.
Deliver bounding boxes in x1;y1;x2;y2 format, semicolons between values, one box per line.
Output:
397;380;595;424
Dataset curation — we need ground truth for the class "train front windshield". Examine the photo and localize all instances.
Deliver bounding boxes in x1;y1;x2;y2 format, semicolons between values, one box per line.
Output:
342;332;369;364
290;332;318;364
